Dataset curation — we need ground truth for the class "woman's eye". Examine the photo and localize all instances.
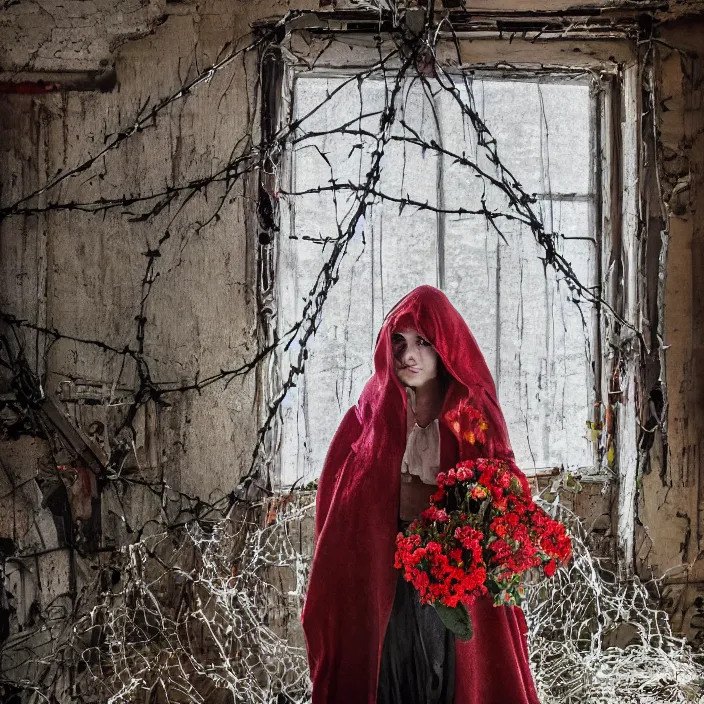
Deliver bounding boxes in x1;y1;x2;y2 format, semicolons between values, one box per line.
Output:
418;337;431;347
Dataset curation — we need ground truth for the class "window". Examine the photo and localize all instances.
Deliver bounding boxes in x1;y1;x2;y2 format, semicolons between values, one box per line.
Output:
260;31;633;489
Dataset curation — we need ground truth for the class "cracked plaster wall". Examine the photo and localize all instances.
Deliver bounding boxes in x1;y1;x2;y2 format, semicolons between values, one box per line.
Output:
635;19;704;647
0;0;168;75
1;3;266;672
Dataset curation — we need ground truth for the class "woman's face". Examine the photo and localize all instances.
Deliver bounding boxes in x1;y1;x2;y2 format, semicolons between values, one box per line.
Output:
391;327;439;388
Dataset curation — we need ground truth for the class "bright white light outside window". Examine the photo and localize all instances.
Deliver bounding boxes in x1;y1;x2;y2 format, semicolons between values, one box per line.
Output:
276;73;599;487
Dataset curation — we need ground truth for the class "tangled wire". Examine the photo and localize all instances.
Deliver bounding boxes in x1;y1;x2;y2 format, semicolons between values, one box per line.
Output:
525;499;704;704
20;493;694;703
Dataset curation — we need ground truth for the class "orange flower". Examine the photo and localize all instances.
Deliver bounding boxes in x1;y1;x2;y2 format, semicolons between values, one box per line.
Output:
444;399;489;446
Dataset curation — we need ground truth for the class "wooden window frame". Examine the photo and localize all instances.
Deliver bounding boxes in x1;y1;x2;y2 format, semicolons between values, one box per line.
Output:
253;16;641;562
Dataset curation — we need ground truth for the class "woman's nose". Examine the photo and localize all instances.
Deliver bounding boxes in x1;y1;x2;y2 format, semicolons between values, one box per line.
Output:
403;344;417;365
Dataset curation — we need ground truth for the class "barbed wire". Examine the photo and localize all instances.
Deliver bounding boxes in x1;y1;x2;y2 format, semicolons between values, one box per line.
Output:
0;7;638;484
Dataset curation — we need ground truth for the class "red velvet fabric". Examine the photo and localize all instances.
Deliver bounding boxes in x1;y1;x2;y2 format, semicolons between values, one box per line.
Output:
301;285;540;704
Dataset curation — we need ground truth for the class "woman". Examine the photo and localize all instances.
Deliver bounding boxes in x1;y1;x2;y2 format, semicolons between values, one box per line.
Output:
301;285;540;704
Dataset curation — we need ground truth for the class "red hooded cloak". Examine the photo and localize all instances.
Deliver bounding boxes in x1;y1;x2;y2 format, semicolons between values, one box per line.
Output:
301;285;540;704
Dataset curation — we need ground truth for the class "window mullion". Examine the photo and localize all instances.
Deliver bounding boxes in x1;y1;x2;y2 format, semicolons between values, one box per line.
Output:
434;89;446;290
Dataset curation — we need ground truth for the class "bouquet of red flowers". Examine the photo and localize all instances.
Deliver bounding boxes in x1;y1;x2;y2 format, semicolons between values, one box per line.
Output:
394;457;572;640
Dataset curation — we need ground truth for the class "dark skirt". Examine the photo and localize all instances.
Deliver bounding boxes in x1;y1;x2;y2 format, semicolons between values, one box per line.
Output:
377;570;456;704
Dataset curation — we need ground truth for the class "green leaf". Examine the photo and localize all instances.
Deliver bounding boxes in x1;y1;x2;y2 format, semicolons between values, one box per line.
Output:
433;602;474;641
563;472;582;493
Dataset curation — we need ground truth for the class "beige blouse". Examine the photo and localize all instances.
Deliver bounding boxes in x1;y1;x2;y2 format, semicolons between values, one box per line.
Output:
400;387;441;485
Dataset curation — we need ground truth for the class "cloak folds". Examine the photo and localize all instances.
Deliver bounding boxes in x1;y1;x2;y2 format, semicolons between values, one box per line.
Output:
301;285;540;704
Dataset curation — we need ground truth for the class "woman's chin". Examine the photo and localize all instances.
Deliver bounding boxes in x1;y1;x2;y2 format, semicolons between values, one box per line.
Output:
400;373;433;388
